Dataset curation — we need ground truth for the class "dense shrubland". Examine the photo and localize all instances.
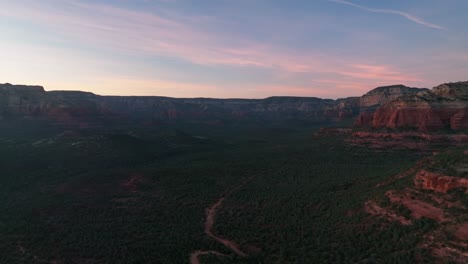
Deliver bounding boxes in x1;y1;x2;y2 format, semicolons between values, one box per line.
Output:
0;121;427;263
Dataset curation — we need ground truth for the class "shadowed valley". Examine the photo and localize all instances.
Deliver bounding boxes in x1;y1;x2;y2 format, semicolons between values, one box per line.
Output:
0;82;467;263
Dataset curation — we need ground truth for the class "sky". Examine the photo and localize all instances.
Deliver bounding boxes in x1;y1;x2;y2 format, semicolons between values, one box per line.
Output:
1;0;467;98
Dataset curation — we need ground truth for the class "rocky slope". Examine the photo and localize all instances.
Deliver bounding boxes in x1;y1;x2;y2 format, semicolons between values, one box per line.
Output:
356;82;468;131
366;148;468;263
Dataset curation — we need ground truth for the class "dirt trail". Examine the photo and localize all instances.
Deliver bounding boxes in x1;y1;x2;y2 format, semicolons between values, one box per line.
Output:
189;251;228;264
189;175;255;264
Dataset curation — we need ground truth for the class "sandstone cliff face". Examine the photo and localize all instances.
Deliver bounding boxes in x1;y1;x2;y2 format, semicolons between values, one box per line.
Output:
414;170;468;193
359;85;426;111
356;82;468;131
451;110;468;130
329;97;360;119
432;82;468;100
355;85;426;126
0;84;47;116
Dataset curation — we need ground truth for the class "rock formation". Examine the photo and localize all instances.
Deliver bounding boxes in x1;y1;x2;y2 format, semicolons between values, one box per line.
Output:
328;97;360;119
414;170;468;193
2;81;467;132
366;151;468;263
355;85;427;126
0;83;360;125
356;82;468;131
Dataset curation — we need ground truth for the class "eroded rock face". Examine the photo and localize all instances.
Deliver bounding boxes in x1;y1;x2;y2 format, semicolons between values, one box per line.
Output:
356;82;468;131
359;85;426;110
355;85;426;127
433;82;468;100
414;170;468;193
0;83;47;115
328;97;360;119
450;109;468;130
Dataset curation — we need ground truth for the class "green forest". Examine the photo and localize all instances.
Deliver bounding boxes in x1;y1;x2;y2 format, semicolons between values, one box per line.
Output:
0;121;438;263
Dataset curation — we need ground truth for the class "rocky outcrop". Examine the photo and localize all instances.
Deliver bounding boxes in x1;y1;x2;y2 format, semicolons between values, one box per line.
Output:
356;82;468;131
414;170;468;193
432;82;468;100
367;152;468;263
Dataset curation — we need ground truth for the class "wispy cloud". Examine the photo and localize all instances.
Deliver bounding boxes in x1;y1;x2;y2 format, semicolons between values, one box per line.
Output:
328;0;444;30
0;1;312;72
0;0;429;97
0;1;420;76
339;64;422;82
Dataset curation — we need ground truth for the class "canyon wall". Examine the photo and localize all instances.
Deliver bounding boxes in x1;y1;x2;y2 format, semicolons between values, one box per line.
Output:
0;83;360;124
2;81;467;132
355;82;468;131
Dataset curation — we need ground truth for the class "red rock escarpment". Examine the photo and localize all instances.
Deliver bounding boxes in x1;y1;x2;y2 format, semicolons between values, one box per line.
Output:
355;84;426;126
358;84;425;110
356;82;468;131
414;170;468;193
0;83;361;124
372;104;468;131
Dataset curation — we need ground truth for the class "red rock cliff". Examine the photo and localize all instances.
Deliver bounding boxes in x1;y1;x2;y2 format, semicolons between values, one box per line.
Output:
355;85;426;127
356;82;468;131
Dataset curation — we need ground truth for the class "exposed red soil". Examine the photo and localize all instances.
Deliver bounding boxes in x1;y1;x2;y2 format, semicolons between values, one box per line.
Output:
190;250;228;264
364;200;412;225
386;190;450;223
454;223;468;241
432;247;468;263
204;196;248;257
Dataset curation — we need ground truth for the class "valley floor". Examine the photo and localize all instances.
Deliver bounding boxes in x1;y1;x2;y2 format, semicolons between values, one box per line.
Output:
2;121;463;263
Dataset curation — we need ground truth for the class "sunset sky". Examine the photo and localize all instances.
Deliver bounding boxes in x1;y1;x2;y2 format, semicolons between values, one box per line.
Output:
1;0;467;98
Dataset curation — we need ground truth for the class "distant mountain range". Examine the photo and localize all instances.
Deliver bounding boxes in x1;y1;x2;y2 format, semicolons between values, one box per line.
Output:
1;81;467;131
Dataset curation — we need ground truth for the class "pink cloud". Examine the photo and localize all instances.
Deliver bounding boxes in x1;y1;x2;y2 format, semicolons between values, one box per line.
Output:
339;64;423;83
0;2;417;73
1;0;428;98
